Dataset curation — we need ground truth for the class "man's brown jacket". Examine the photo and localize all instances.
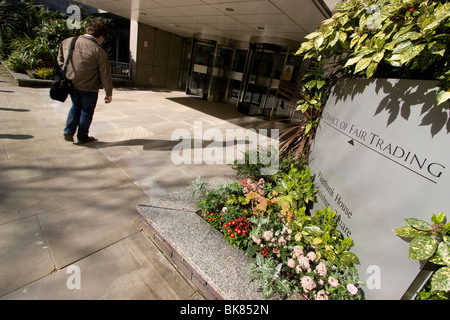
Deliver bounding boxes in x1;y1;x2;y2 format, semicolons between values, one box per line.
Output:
57;35;113;97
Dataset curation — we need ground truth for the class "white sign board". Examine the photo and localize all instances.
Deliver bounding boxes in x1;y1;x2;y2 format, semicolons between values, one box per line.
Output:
309;78;450;300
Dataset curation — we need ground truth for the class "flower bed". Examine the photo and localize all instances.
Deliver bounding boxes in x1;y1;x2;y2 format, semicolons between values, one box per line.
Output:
190;165;365;300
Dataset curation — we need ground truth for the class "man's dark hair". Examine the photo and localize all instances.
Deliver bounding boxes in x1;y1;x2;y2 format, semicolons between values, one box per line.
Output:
86;20;109;38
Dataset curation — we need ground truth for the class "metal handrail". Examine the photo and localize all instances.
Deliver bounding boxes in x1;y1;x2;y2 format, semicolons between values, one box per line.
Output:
110;61;131;80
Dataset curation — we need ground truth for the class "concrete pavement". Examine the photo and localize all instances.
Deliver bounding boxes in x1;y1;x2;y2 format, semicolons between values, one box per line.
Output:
0;64;290;300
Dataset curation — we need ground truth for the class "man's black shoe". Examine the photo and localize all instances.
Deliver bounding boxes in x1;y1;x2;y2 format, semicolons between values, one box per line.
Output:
64;133;74;142
77;136;97;144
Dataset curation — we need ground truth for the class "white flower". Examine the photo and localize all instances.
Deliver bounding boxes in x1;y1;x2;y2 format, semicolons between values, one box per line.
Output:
251;235;261;245
263;230;273;241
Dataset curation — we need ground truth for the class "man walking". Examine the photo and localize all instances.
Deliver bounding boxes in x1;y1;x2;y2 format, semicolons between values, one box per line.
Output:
58;20;113;144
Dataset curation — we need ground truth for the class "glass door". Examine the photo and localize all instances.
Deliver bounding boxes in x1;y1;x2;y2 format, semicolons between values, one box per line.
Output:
226;48;248;103
237;43;285;117
266;53;306;121
237;41;308;121
209;44;234;102
186;39;215;100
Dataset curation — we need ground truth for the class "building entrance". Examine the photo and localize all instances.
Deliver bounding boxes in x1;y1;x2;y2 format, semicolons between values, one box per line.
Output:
186;35;309;122
186;38;215;100
186;35;238;102
237;38;308;121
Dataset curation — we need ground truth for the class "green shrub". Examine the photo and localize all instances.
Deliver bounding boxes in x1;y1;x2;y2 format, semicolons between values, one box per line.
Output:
231;147;307;182
32;67;55;80
4;49;30;73
283;0;450;159
393;212;450;299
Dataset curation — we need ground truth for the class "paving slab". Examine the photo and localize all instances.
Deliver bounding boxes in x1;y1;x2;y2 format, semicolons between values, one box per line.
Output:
2;232;202;300
38;184;147;269
0;215;54;297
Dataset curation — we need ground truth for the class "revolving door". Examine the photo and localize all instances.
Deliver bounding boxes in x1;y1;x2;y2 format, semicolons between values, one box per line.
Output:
186;35;236;102
237;39;308;121
186;38;215;100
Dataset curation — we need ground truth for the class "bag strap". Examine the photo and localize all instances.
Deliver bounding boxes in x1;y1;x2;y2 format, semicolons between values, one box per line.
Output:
61;35;79;77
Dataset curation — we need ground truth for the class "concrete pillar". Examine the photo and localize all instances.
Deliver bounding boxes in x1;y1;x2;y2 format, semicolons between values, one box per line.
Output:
129;19;138;83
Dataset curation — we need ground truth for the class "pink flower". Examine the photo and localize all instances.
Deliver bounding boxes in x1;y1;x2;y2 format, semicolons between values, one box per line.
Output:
293;245;303;258
301;276;316;293
347;283;358;295
314;290;329;300
315;262;327;277
287;259;296;268
307;251;317;262
297;255;310;271
328;277;339;288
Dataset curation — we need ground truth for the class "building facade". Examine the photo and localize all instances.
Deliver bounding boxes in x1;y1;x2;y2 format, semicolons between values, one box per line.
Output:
71;0;337;120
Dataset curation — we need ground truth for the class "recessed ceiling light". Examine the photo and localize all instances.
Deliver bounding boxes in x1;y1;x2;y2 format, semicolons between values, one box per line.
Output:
225;8;234;12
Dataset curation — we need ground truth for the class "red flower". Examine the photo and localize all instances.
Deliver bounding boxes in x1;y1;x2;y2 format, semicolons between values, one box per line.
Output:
260;247;269;258
230;233;235;238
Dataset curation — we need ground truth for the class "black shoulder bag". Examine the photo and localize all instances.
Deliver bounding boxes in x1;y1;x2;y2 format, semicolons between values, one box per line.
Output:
50;36;79;102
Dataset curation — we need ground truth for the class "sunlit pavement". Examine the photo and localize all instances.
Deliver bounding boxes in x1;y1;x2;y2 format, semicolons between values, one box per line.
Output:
0;66;290;300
